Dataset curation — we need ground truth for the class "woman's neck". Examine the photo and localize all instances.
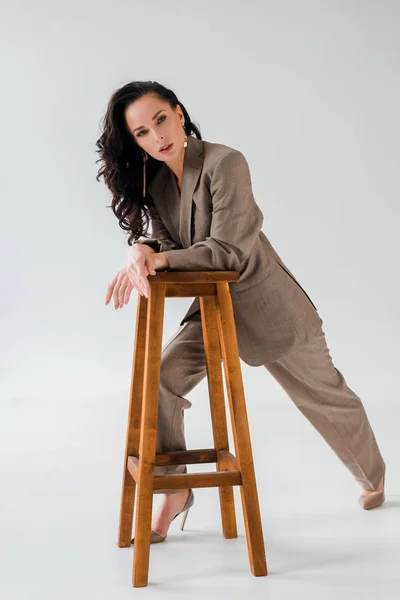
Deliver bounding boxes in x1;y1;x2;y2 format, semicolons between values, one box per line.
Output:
165;145;186;191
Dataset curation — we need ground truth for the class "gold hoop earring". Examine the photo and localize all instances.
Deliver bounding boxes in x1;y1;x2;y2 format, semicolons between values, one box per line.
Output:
142;150;148;198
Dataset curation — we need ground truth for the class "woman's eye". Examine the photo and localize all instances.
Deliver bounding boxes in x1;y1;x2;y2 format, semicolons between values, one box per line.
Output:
136;115;166;137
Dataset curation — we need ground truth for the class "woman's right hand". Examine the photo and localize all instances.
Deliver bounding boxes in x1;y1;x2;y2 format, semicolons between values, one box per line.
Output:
105;268;135;309
105;244;157;309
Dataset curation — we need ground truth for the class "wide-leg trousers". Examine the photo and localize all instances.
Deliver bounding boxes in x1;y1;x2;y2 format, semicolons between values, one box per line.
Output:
154;313;386;494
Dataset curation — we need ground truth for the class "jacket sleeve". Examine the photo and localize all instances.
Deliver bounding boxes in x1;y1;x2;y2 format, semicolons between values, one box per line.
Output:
135;203;182;253
163;149;264;271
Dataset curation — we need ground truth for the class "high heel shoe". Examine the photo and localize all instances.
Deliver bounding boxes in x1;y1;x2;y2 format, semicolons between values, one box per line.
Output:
359;471;386;510
131;489;194;545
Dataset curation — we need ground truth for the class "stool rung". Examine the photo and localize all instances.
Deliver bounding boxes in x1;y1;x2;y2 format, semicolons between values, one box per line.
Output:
127;456;242;489
153;470;242;491
155;448;218;465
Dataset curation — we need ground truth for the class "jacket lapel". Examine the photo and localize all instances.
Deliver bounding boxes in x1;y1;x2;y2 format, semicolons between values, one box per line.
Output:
178;135;203;248
147;136;204;248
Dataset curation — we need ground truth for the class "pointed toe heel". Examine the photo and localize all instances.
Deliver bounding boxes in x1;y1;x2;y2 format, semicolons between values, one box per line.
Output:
359;491;385;510
131;530;167;545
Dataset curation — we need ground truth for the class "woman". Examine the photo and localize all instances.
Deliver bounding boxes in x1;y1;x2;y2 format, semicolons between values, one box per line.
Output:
96;81;386;544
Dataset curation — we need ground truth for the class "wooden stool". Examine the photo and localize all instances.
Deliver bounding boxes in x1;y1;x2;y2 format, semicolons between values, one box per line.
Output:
117;271;268;587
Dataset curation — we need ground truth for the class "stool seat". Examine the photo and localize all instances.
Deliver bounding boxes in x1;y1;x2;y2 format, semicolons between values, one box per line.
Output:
117;270;268;587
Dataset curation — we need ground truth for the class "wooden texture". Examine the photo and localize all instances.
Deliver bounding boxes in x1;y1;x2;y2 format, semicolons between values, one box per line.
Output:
146;271;240;284
117;294;148;548
200;295;238;539
133;283;166;587
218;450;239;471
117;271;268;587
216;282;268;576
153;470;242;490
165;282;216;297
154;448;217;465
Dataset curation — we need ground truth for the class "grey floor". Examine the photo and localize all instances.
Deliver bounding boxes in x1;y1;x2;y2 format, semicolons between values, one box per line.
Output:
1;370;398;600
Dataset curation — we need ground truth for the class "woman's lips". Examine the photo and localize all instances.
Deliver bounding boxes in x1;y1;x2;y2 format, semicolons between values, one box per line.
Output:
160;143;173;154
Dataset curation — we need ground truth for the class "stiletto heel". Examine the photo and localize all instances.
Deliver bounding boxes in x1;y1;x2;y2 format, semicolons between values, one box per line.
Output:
174;489;194;531
180;507;190;530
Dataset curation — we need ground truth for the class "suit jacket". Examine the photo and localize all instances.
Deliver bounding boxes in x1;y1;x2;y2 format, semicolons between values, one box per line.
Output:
138;135;323;366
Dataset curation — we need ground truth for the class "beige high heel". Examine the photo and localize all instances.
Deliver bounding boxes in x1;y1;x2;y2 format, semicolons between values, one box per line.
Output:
131;489;194;544
359;471;386;510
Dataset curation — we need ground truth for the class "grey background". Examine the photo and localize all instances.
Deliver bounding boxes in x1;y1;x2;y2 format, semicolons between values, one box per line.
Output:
1;1;399;598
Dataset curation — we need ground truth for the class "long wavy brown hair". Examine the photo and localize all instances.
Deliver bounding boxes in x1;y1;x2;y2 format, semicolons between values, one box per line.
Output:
95;81;202;245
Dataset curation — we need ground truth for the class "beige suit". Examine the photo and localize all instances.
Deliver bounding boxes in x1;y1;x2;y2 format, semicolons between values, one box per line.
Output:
142;135;322;366
138;135;386;493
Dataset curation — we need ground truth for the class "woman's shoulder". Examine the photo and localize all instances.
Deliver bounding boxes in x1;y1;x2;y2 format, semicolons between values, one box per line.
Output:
200;138;247;170
202;138;242;158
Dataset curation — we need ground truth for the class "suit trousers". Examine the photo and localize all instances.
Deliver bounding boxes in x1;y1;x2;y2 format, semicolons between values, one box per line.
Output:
154;313;386;494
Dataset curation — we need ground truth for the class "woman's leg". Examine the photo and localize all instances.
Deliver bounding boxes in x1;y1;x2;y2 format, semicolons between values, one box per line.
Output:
154;312;210;491
263;328;386;491
144;313;210;538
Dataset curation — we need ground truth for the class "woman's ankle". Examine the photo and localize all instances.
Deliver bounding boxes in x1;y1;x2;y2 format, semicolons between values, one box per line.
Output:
361;475;384;494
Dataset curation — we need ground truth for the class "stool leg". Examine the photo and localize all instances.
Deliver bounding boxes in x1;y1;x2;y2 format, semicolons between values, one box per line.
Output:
200;296;238;539
117;294;148;548
216;283;268;577
133;283;166;588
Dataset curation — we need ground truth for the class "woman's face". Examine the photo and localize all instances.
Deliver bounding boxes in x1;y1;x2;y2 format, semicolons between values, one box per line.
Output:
125;94;186;163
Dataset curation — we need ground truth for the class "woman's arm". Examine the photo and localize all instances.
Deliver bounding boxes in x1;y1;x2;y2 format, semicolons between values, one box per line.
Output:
136;203;181;253
162;149;263;271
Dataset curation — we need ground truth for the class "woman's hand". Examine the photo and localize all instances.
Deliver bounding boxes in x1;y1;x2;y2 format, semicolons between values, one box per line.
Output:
105;244;163;309
126;243;157;298
105;268;135;309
